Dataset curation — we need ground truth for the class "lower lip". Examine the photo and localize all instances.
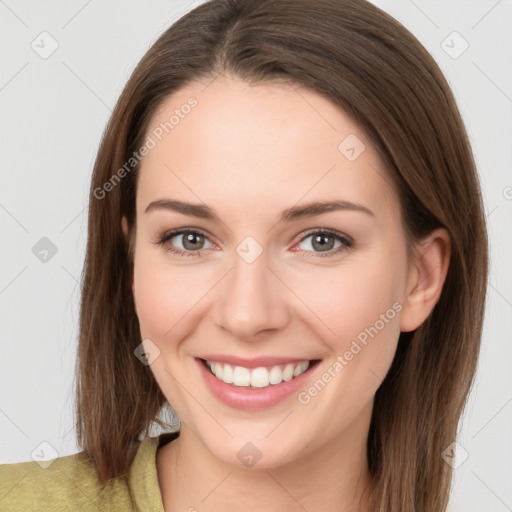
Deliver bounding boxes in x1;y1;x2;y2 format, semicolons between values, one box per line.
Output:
195;358;320;411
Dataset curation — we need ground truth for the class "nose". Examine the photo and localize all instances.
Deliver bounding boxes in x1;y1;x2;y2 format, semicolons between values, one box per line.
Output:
212;247;291;341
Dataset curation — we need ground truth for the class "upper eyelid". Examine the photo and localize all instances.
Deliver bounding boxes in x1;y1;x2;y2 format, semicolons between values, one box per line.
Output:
164;227;217;246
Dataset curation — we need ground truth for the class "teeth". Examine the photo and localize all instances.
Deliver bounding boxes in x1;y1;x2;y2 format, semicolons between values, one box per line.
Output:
205;359;310;388
251;367;269;388
222;363;234;383
212;362;223;380
233;366;251;386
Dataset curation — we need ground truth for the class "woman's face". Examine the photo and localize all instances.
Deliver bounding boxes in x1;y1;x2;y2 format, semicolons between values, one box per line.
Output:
126;76;416;468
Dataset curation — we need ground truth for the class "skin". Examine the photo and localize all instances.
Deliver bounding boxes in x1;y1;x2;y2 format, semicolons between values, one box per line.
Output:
121;75;450;512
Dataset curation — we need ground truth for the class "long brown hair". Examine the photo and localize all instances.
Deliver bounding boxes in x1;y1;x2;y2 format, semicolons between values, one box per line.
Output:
74;1;489;510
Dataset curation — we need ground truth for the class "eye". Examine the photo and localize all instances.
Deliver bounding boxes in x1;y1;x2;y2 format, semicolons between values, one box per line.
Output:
153;229;215;257
153;228;353;258
294;229;353;258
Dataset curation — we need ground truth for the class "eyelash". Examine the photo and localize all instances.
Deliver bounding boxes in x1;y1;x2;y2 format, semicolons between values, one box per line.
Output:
152;228;354;259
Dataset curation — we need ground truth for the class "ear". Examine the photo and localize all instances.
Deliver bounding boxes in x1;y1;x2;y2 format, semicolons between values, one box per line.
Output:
121;216;135;296
400;228;451;332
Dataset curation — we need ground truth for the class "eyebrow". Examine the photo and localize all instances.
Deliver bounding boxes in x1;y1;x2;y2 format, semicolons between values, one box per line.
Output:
144;198;374;223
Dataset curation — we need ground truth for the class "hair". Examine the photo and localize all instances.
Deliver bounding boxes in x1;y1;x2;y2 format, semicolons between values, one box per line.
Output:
74;0;489;510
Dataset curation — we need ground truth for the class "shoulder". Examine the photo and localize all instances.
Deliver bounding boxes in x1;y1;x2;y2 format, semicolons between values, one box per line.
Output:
0;451;132;511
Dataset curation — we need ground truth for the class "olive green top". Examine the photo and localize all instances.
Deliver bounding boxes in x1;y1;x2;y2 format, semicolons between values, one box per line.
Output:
0;431;179;512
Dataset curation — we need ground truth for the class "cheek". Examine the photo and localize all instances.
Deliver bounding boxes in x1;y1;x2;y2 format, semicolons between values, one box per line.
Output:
132;245;215;341
291;244;407;387
298;261;403;344
291;258;405;435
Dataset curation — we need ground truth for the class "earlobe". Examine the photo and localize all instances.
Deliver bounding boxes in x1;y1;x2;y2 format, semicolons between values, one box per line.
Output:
399;228;451;332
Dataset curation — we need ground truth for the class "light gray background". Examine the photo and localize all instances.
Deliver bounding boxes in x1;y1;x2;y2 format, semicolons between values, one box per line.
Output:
0;1;511;511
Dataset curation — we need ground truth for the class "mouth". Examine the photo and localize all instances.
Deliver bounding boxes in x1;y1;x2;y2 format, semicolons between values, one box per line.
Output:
196;356;323;410
199;357;321;389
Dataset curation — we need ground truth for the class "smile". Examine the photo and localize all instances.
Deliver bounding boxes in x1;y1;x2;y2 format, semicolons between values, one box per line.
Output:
196;356;321;410
205;359;310;388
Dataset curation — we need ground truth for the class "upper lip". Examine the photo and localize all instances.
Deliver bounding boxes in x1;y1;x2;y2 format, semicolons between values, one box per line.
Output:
198;355;315;369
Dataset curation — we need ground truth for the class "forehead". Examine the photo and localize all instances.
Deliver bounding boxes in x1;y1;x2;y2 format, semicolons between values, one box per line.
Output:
136;76;399;226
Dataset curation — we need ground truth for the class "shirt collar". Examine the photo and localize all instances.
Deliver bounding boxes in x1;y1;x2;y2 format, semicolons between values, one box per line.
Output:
129;431;180;511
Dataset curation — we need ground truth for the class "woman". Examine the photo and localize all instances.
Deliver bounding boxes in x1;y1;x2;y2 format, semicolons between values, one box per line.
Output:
0;0;488;510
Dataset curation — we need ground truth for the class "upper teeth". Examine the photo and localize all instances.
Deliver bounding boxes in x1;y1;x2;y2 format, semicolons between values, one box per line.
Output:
205;360;310;388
